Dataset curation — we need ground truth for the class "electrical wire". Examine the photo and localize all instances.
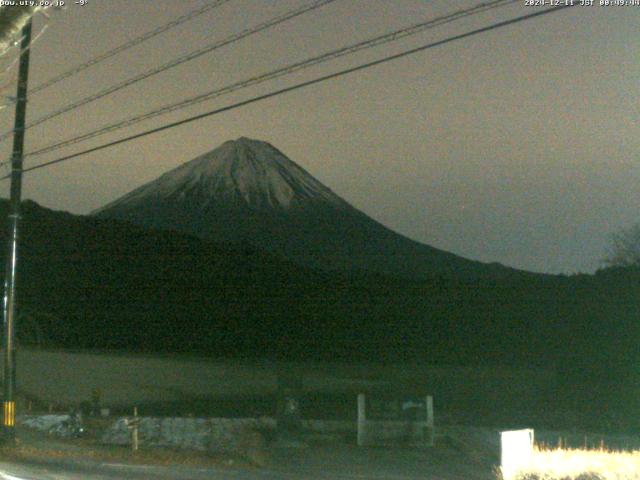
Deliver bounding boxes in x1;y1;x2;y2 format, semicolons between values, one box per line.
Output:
26;0;518;159
0;0;337;144
28;0;232;96
1;3;577;181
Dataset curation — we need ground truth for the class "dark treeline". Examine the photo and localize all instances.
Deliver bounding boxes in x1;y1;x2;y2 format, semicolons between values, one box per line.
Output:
2;200;639;428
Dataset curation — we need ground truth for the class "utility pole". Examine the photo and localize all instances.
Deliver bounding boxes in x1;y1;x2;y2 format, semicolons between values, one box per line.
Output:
2;18;32;441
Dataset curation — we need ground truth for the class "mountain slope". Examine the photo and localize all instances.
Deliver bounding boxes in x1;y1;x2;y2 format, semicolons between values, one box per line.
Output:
4;199;628;363
94;137;519;279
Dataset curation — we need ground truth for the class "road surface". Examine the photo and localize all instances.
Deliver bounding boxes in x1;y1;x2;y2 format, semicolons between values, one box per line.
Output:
0;442;495;479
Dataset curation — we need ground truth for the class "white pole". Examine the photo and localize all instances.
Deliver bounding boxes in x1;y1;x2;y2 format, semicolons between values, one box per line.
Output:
132;406;139;452
357;393;366;447
425;395;434;446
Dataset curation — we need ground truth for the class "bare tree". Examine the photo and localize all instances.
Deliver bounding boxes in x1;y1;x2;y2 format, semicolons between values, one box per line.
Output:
605;223;640;268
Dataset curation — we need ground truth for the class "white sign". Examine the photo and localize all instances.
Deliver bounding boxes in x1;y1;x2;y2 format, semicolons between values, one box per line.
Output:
501;428;534;480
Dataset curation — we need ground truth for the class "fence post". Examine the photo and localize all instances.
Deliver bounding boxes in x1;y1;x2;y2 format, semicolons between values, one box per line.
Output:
425;395;434;446
132;407;139;452
357;393;366;447
277;369;302;441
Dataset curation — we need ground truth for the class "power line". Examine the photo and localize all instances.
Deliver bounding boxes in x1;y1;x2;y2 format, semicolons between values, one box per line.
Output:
28;0;232;96
0;0;336;144
18;4;578;178
2;4;576;180
26;0;518;159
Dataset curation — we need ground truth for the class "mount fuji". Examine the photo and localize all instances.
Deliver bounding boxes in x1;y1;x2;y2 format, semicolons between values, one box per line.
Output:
93;137;513;278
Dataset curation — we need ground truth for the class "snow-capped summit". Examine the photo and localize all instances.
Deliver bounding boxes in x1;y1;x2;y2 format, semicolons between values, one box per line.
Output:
94;138;513;279
95;137;348;214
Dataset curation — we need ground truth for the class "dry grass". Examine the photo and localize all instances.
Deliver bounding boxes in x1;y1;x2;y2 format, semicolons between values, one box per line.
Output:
0;440;242;468
507;446;640;480
0;425;256;470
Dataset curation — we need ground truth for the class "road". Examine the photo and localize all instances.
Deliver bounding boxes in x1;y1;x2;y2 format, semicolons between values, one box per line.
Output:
0;443;494;479
0;462;300;480
0;425;500;479
0;462;447;480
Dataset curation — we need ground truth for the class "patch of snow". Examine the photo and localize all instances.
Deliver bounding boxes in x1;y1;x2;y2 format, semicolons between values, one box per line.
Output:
102;416;276;453
19;414;71;431
94;137;349;214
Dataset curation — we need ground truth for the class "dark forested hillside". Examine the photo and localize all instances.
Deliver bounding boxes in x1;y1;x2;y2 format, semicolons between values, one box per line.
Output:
2;200;547;360
1;199;639;422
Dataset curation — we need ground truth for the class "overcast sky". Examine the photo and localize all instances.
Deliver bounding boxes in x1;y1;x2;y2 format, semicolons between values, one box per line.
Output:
0;0;637;274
